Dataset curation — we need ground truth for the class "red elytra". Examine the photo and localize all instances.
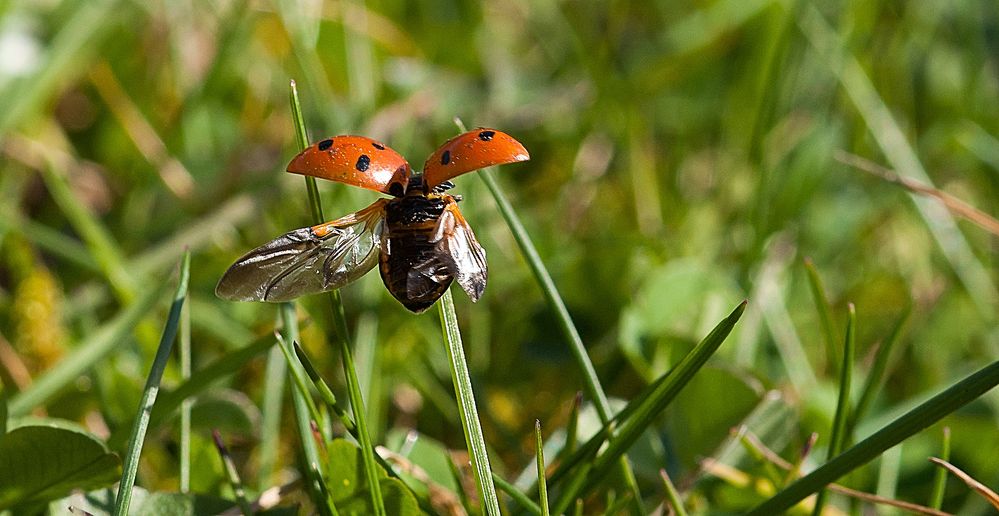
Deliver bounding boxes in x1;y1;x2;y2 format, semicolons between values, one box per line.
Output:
422;129;530;189
286;129;529;195
286;135;411;195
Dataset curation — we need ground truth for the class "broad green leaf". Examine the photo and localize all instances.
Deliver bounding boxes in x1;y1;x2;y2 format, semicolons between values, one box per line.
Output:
0;423;121;509
324;439;422;516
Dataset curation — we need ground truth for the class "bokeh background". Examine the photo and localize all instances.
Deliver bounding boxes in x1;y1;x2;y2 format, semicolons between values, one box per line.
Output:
1;0;997;512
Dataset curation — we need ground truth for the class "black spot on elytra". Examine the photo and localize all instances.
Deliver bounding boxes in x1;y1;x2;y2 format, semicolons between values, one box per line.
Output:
440;150;451;165
318;139;334;150
389;182;405;197
356;155;370;172
478;130;495;141
372;142;385;150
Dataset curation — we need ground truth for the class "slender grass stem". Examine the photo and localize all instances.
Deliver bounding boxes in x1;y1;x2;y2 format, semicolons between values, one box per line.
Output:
659;470;688;516
803;258;839;371
929;427;950;509
178;282;192;493
113;252;190;516
492;472;543;516
438;289;501;515
213;429;254;516
535;420;550;516
279;303;335;516
812;303;856;515
290;80;386;516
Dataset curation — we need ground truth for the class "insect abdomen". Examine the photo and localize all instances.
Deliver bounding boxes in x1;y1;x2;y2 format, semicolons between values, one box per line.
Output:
380;223;453;312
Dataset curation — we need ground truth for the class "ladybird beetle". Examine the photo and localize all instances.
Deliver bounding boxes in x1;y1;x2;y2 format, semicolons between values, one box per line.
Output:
216;128;529;312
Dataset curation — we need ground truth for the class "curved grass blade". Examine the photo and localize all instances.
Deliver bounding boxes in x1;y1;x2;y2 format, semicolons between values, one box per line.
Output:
290;80;385;516
812;303;856;515
552;301;747;514
438;289;500;515
746;360;999;515
113;251;190;516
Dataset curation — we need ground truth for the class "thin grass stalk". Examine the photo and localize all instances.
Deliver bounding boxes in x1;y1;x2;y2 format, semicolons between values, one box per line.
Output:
290;80;385;515
280;303;336;516
929;427;950;509
560;392;582;459
659;469;688;516
258;344;287;489
746;359;999;515
463;121;643;511
552;301;746;514
492;472;543;516
446;454;474;514
212;430;254;515
294;342;355;433
812;303;856;515
113;252;190;516
849;305;911;433
438;289;501;515
803;258;839;371
535;420;550;516
178;282;192;493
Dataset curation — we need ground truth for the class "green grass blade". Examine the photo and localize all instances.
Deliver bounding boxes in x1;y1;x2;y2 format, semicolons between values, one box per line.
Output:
812;303;856;515
178;281;192;493
279;303;336;516
290;80;385;516
746;360;999;515
535;420;550;516
274;333;323;438
492;472;542;516
258;344;287;490
8;272;170;417
850;305;911;432
929;427;950;509
212;429;253;516
803;258;839;371
659;469;688;516
438;289;500;515
113;251;190;516
552;301;747;514
294;342;356;434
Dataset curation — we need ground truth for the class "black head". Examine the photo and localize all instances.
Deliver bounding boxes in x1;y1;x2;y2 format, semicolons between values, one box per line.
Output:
405;176;455;196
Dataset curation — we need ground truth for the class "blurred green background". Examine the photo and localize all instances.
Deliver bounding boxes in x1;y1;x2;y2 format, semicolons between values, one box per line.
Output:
0;0;997;512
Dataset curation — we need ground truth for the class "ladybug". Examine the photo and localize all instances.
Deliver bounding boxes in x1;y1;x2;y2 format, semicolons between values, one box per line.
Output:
216;128;530;312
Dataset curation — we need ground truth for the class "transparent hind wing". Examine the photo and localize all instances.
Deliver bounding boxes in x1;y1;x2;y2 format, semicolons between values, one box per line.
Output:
216;199;388;302
432;201;488;301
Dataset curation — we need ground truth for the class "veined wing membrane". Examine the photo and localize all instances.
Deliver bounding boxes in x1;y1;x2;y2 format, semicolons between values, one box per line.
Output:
432;200;487;301
216;199;388;302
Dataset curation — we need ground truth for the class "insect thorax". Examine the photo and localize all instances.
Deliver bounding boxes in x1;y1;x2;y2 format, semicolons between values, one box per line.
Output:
386;194;449;225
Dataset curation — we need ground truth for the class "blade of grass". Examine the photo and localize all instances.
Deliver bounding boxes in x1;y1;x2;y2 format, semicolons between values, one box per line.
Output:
290;80;385;516
535;420;550;516
552;301;747;514
849;304;911;433
812;303;856;515
212;429;253;516
659;469;688;516
294;342;355;434
929;427;950;509
258;344;287;490
803;258;839;371
113;251;190;516
279;303;336;516
460;118;643;511
438;289;501;515
746;359;999;515
178;279;192;493
7;271;170;417
493;472;543;516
